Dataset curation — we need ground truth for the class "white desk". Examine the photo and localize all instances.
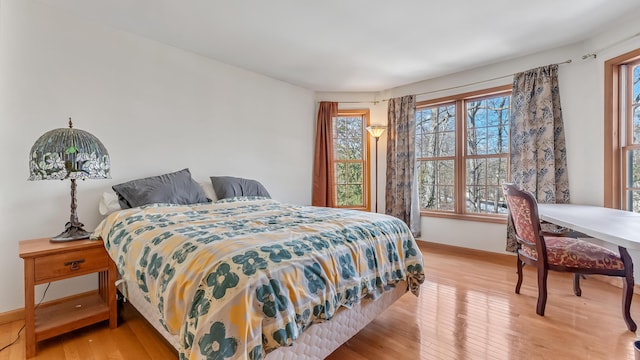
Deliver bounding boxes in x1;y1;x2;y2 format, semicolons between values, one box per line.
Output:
537;203;639;331
537;204;640;250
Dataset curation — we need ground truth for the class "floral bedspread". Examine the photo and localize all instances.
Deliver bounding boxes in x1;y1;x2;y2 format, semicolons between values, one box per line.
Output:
92;197;425;360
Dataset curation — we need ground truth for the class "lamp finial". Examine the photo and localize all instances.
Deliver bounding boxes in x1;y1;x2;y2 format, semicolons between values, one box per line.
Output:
68;117;73;129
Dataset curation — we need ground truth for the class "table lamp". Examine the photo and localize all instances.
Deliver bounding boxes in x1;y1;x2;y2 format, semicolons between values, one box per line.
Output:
28;118;110;242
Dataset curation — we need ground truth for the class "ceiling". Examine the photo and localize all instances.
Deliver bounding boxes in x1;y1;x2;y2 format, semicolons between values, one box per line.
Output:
37;0;640;92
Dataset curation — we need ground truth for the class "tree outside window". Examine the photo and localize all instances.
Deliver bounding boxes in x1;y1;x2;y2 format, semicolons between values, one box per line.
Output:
416;86;511;221
621;59;640;211
332;109;370;210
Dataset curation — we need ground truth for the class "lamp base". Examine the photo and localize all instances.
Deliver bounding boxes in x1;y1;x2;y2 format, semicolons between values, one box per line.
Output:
50;222;91;242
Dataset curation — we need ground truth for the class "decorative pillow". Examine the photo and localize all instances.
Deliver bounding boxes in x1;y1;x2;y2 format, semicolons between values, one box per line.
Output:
113;168;211;208
210;176;271;200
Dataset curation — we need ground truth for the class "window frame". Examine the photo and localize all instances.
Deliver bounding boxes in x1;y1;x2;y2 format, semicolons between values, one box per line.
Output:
416;85;511;224
604;48;640;209
331;109;371;211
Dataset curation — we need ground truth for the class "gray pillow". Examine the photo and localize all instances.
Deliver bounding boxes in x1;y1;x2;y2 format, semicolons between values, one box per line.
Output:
210;176;271;200
113;168;210;208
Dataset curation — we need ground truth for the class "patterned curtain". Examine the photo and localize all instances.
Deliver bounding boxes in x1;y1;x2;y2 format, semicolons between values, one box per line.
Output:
386;95;421;237
506;64;570;252
312;102;338;207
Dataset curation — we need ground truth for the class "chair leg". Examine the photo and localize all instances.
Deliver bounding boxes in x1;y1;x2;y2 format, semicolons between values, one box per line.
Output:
619;246;637;331
536;266;548;316
515;256;523;294
573;273;582;297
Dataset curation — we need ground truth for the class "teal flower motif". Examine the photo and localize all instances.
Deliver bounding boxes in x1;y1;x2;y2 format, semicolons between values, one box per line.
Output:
320;232;343;246
189;289;210;319
272;322;297;346
408;263;424;276
403;240;418;258
306;236;330;251
386;269;403;282
365;247;378;270
198;322;238;359
260;244;292;263
159;263;176;293
136;269;148;293
106;220;124;238
196;234;223;244
283;240;312;256
133;225;155;235
173;242;198;264
338;254;356;280
249;345;263;360
139;246;151;267
344;286;359;306
125;215;144;225
386;242;399;262
148;253;163;278
206;263;239;300
304;263;325;294
313;300;332;320
295;309;311;331
232;251;268;276
340;228;358;243
110;229;128;245
256;279;289;318
121;235;134;254
183;329;194;352
152;231;173;246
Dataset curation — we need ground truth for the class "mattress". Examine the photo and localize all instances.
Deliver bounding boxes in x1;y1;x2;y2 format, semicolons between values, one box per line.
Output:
123;277;409;359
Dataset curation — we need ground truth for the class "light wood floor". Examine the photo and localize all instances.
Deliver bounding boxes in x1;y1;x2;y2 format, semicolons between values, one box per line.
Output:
2;242;640;359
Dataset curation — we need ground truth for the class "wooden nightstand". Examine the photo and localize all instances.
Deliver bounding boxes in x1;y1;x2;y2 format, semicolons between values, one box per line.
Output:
19;238;117;357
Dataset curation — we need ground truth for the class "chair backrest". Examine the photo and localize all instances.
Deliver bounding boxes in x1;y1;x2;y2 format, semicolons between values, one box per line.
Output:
502;183;545;254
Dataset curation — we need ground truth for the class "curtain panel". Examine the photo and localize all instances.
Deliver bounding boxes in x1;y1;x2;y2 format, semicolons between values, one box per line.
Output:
506;64;570;252
312;102;338;207
386;95;421;237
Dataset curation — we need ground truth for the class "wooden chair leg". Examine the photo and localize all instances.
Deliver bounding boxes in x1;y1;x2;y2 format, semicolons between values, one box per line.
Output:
573;273;582;297
515;256;523;294
536;266;548;316
619;246;637;331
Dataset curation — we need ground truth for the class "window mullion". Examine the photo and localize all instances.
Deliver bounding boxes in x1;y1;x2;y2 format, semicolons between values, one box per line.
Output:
455;99;465;214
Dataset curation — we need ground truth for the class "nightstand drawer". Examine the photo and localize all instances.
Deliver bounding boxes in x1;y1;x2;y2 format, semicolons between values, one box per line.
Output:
34;247;108;282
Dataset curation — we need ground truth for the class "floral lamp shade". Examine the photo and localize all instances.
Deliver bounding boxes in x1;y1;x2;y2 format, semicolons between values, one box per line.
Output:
29;124;110;181
28;118;110;241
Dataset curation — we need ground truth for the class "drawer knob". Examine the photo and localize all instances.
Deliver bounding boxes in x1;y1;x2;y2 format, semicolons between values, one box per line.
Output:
64;259;85;270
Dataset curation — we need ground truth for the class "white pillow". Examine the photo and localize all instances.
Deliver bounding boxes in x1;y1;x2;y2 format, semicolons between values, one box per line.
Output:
98;190;122;215
199;181;218;202
98;181;217;216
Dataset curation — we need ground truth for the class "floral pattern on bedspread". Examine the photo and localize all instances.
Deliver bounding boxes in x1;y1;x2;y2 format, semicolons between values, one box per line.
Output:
93;197;425;360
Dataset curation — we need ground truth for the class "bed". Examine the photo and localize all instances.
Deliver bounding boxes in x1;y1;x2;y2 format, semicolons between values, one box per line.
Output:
92;175;425;360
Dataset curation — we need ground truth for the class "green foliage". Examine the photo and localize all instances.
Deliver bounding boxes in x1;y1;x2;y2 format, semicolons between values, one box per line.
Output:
333;115;366;207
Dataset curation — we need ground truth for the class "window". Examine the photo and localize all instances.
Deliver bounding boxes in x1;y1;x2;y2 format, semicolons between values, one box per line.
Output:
332;109;370;210
605;48;640;211
415;85;511;222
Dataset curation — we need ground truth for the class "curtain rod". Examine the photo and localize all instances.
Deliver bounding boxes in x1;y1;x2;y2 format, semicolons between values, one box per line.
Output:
318;59;572;105
582;31;640;60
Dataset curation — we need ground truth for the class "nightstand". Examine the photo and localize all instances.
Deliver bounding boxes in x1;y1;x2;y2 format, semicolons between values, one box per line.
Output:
19;238;117;357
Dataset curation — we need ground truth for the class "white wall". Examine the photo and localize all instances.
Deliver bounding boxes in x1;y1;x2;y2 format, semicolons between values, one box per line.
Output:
0;0;315;312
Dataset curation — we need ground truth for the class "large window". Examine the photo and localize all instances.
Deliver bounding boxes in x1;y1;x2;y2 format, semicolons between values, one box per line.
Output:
332;109;370;210
605;49;640;211
416;85;511;222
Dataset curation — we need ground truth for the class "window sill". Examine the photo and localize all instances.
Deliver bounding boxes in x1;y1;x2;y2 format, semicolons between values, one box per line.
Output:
420;211;507;225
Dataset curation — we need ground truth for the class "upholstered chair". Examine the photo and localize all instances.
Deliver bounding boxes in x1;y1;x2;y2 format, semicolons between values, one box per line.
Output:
502;183;635;331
